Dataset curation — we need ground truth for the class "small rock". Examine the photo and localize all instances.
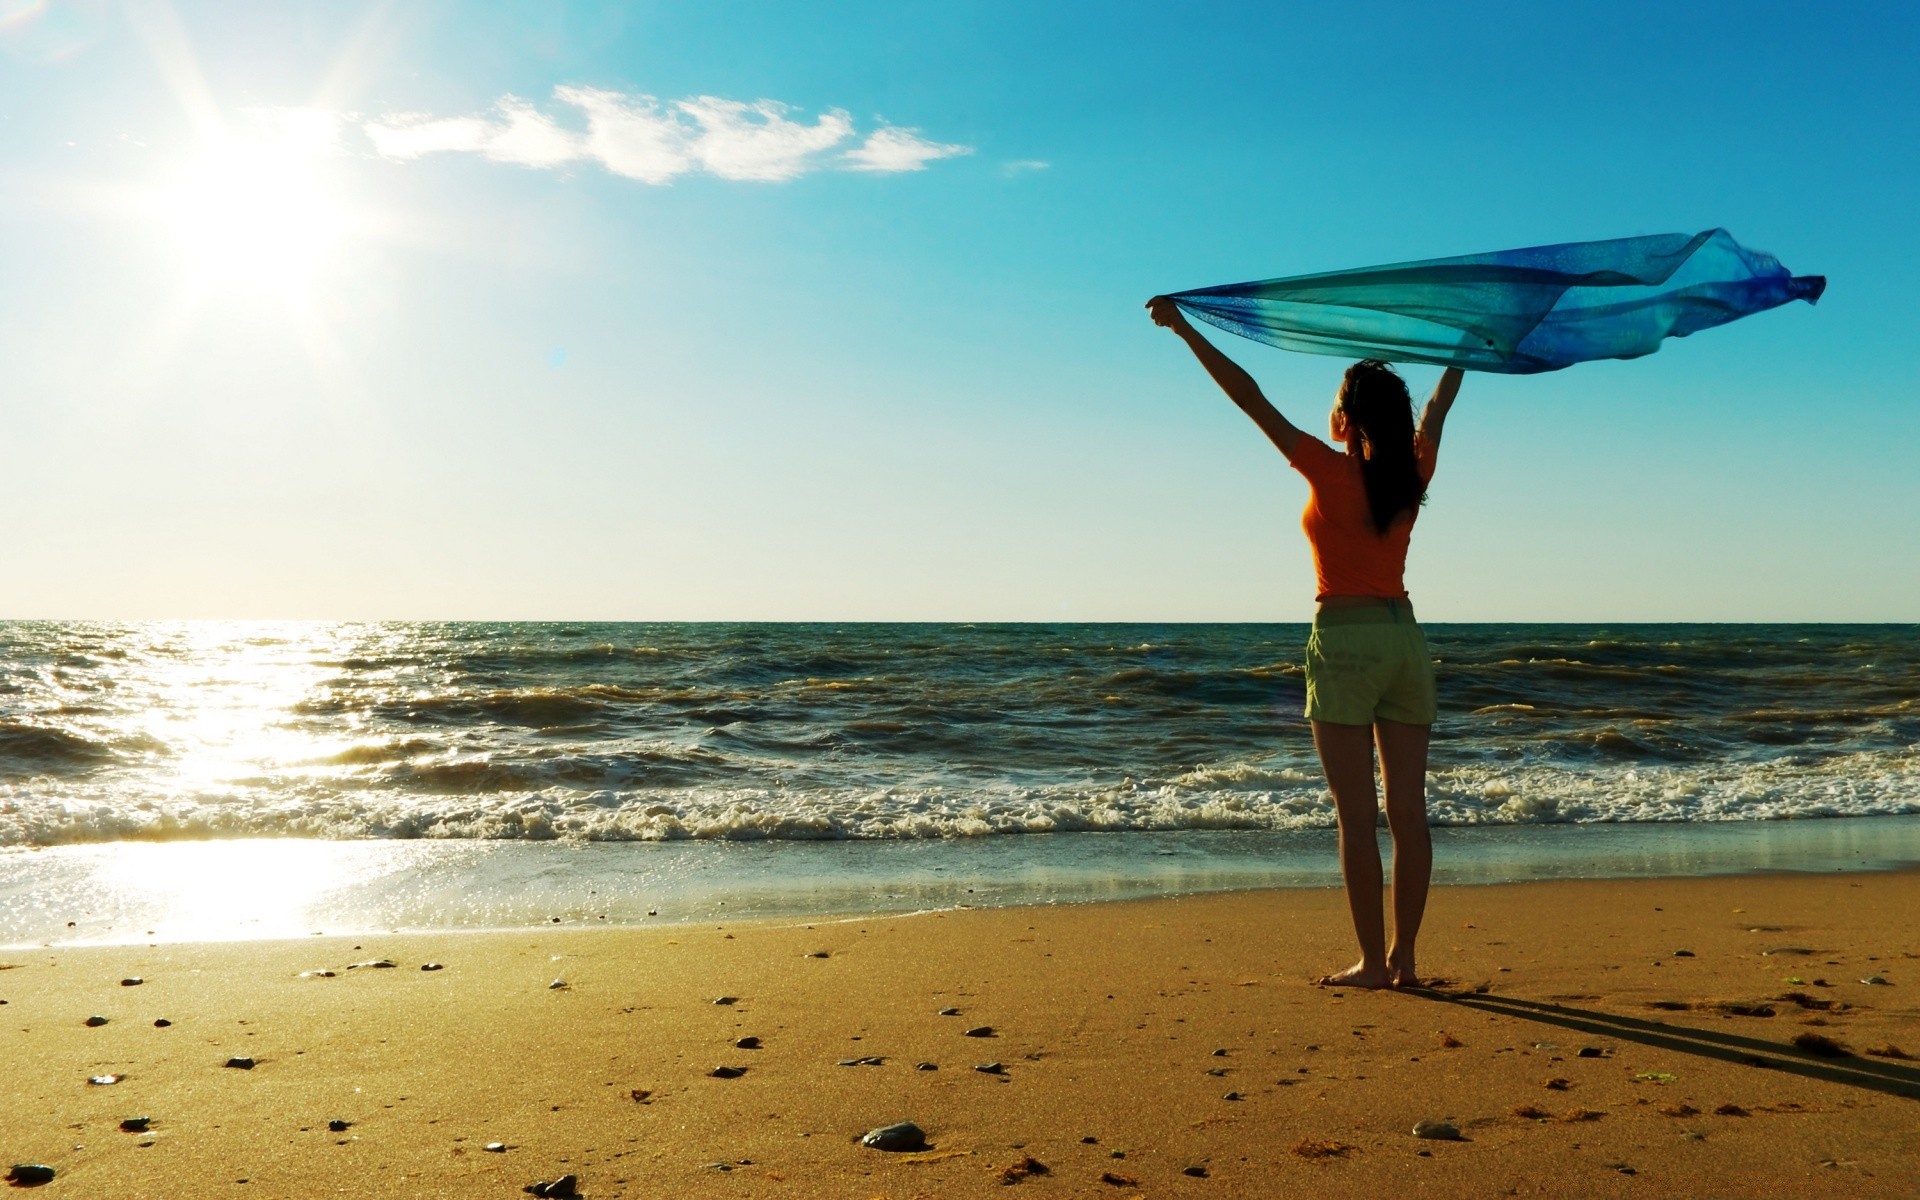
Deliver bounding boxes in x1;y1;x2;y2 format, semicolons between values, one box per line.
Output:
85;1015;109;1027
88;1074;122;1086
1576;1047;1608;1058
119;1117;152;1133
964;1025;995;1038
837;1056;885;1067
629;1089;651;1102
225;1056;256;1070
713;996;738;1005
704;1162;733;1172
735;1036;761;1049
1674;949;1696;957
347;960;396;969
1183;1165;1209;1178
1211;1048;1229;1057
710;1065;747;1078
548;979;568;990
153;1019;172;1027
1861;975;1889;986
421;963;444;972
1413;1120;1461;1140
484;1142;507;1152
1222;1091;1242;1101
6;1164;56;1186
860;1121;928;1152
299;970;335;978
915;1062;938;1071
328;1120;350;1132
1205;1067;1227;1077
121;977;143;986
522;1174;578;1198
806;951;829;958
938;1007;961;1016
974;1062;1006;1074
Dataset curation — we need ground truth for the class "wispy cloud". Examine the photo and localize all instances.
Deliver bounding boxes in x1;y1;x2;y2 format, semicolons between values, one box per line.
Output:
1000;159;1050;176
842;127;972;173
362;87;969;184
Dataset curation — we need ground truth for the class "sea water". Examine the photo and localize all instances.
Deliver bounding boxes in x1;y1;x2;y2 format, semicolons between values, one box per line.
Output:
2;621;1915;944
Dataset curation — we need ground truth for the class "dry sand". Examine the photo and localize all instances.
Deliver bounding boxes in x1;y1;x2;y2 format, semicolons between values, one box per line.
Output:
4;869;1918;1198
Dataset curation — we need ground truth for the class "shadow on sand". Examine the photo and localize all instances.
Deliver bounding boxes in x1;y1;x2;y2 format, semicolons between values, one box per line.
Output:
1407;987;1920;1102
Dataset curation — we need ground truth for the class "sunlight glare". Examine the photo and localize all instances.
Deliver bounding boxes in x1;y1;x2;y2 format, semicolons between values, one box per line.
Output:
155;119;355;299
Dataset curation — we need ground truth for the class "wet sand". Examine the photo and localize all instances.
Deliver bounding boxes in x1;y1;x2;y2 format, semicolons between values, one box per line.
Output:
4;870;1918;1198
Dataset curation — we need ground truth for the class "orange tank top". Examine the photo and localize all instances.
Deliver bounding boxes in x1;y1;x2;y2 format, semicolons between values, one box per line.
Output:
1284;434;1437;601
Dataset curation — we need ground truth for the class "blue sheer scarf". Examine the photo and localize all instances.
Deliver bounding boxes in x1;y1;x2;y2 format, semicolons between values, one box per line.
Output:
1169;229;1824;374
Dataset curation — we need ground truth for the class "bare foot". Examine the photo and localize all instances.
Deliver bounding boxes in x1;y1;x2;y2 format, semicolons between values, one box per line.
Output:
1387;948;1418;988
1317;961;1392;990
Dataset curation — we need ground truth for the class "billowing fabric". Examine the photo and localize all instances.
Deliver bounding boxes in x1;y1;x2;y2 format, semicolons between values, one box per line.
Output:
1170;229;1824;374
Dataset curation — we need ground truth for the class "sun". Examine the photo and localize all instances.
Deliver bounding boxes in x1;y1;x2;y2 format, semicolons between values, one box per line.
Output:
154;117;355;300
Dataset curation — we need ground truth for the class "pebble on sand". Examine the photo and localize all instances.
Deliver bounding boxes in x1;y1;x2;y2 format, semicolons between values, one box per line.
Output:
120;977;143;986
964;1025;996;1038
153;1019;172;1027
6;1164;56;1186
735;1036;762;1049
915;1062;938;1071
299;970;336;978
85;1015;109;1027
1183;1165;1210;1178
328;1120;351;1132
118;1117;151;1133
421;963;445;972
998;1155;1049;1183
938;1007;961;1016
88;1074;122;1086
484;1142;507;1152
838;1056;885;1067
1413;1121;1462;1141
548;980;568;990
713;996;739;1005
347;960;397;969
975;1062;1006;1074
225;1057;256;1070
710;1065;747;1078
860;1122;928;1152
522;1173;579;1198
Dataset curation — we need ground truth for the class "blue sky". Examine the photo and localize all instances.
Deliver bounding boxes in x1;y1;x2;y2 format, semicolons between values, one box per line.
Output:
1;0;1913;620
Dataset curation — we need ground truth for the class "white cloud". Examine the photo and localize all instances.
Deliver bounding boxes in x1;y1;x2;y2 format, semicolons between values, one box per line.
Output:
365;114;493;160
361;87;970;184
842;126;972;173
553;86;689;184
484;96;583;168
1001;159;1050;176
680;96;853;181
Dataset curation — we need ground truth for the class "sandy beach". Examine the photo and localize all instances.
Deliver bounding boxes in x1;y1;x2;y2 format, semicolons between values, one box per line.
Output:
5;869;1918;1198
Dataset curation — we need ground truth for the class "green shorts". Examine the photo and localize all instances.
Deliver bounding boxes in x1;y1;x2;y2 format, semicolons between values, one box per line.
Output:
1304;601;1437;726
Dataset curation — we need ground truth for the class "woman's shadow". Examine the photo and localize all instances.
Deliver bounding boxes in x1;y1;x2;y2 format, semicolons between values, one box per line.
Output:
1406;984;1920;1101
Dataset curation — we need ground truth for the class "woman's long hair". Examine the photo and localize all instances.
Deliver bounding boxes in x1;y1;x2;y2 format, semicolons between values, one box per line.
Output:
1337;360;1426;534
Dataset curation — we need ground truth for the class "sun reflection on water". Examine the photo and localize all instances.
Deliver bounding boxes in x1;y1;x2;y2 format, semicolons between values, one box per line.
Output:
10;838;420;944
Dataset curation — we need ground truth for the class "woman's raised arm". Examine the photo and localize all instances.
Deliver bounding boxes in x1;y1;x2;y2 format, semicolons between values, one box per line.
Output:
1147;296;1302;455
1418;366;1464;451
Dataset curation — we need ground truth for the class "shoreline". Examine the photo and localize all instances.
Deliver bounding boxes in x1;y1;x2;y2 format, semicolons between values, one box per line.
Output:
6;871;1919;1197
8;815;1920;949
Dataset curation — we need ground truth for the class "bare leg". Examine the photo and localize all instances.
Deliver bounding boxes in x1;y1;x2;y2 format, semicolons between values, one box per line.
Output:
1311;719;1390;989
1376;717;1433;988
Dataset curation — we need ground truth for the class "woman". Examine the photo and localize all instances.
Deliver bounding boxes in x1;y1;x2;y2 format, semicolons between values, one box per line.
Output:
1147;295;1462;990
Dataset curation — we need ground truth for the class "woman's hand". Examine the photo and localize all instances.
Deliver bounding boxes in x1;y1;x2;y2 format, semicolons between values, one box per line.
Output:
1145;295;1187;330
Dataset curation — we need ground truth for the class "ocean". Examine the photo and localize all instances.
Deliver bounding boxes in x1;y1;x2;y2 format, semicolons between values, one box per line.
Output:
3;621;1917;944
